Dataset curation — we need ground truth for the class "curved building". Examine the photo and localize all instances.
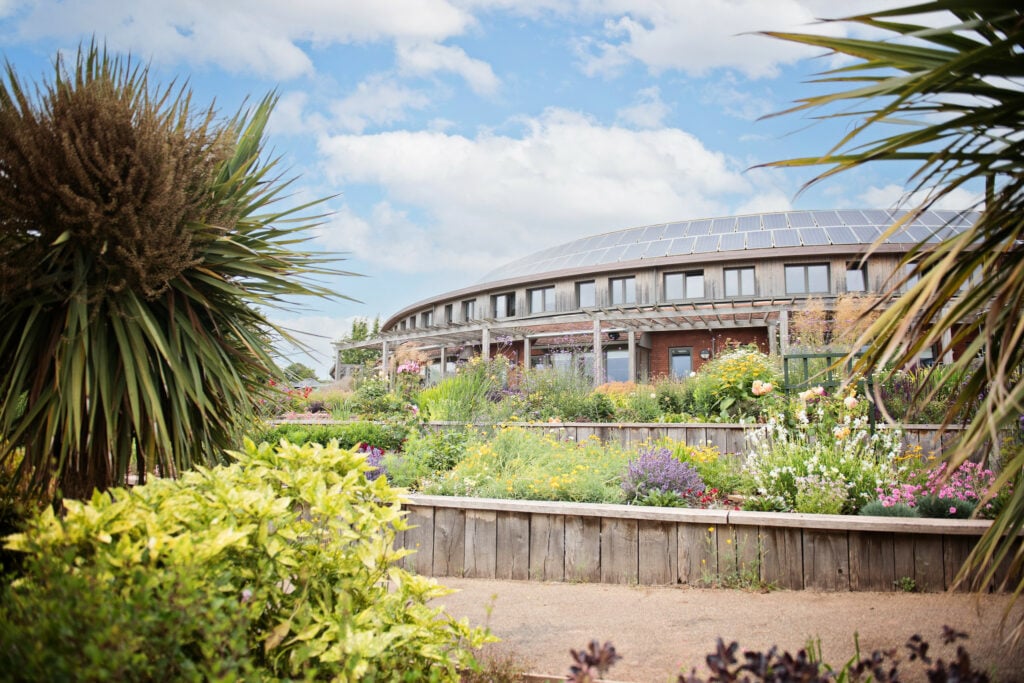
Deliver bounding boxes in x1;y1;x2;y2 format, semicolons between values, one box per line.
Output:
333;208;977;384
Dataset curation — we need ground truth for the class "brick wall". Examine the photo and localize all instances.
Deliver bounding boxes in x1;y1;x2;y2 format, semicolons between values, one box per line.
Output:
649;327;769;378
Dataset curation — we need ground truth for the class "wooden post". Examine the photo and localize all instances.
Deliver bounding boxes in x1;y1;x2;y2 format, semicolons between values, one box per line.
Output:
523;336;531;370
481;327;490;361
381;340;390;388
627;329;636;382
438;345;446;381
778;309;789;355
592;319;603;388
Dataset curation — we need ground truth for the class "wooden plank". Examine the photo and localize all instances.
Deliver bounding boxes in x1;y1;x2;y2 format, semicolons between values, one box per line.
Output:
404;505;435;575
576;425;598;444
678;523;717;586
601;518;638;584
432;507;465;577
464;509;497;579
724;428;746;457
705;428;729;454
529;514;565;581
893;535;916;590
496;511;530;580
803;530;850;591
685;426;707;448
628;426;650;448
991;537;1023;593
639;520;678;585
913;534;945;592
565;516;601;583
734;525;762;584
849;531;896;591
760;526;804;590
943;535;978;592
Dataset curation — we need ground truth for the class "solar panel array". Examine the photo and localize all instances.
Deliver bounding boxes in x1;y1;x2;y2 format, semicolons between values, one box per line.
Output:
478;209;978;284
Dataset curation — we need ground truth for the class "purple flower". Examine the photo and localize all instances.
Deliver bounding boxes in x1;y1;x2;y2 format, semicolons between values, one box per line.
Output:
356;442;386;481
622;447;705;502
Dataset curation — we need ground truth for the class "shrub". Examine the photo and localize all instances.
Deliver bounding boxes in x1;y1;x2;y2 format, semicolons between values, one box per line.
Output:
253;421;409;451
0;440;492;680
689;345;779;420
794;473;848;514
858;501;921;517
916;496;978;519
662;440;744;497
382;429;471;489
418;357;503;422
622;447;705;504
350;378;408;419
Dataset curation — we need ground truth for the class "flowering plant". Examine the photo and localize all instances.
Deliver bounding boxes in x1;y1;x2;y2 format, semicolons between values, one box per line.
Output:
622;447;705;504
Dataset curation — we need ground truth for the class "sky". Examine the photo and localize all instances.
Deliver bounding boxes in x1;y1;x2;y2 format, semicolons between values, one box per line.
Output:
0;1;982;377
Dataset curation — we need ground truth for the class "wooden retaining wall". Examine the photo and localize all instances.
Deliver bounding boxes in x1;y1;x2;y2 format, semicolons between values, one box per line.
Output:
397;495;1016;593
424;422;960;457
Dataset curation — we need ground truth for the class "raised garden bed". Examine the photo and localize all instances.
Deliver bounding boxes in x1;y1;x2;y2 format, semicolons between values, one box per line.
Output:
397;495;1017;593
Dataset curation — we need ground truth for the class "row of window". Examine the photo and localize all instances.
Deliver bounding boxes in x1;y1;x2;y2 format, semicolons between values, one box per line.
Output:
397;262;869;329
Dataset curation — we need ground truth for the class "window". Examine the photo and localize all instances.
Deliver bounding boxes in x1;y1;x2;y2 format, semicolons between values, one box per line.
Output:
903;261;920;291
724;267;755;297
408;316;416;329
785;264;830;295
399;320;407;330
444;304;453;325
609;276;636;305
669;348;692;378
420;310;433;327
462;299;476;321
845;262;867;292
605;349;629;382
529;286;556;313
492;292;515;318
664;271;704;300
576;280;596;308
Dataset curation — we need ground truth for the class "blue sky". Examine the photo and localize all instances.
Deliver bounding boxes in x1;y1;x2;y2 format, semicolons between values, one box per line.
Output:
0;1;980;376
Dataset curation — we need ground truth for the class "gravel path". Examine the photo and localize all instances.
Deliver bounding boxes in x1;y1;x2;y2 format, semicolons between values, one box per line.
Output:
433;578;1024;682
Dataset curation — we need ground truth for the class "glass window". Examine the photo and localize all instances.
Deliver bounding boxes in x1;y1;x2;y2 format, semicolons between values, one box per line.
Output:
724;267;755;297
605;349;630;382
529;286;556;313
408;316;416;329
664;271;704;300
420;311;433;327
492;292;515;318
845;262;867;292
462;299;476;321
610;276;636;305
785;264;831;295
577;280;596;308
444;304;453;325
669;348;692;378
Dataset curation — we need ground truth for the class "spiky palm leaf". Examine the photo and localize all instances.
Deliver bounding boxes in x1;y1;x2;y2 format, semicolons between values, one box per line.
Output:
762;2;1024;639
0;45;352;500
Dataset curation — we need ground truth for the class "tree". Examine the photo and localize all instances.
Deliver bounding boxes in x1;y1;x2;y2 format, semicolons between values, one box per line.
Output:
0;44;350;500
338;316;382;365
283;362;317;383
762;2;1024;638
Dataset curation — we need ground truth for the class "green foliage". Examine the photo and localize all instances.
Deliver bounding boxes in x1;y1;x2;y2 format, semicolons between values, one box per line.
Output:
516;365;594;422
916;496;978;520
0;45;347;499
252;421;409;452
350;378;408;419
337;317;382;366
417;357;502;422
858;501;921;518
283;362;317;382
794;473;848;515
0;440;492;680
688;346;780;420
423;426;629;503
660;440;743;496
382;429;471;489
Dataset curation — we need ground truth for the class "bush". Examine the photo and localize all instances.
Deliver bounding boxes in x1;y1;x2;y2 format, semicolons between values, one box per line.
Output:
622;447;705;504
382;429;471;489
688;345;780;420
418;357;503;422
859;501;921;517
350;378;408;419
0;440;492;680
252;420;409;451
916;496;978;519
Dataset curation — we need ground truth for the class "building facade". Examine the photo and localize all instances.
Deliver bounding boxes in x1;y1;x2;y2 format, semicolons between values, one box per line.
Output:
333;209;977;384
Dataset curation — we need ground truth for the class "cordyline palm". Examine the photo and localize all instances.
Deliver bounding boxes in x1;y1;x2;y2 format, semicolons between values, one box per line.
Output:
0;45;348;500
761;2;1024;638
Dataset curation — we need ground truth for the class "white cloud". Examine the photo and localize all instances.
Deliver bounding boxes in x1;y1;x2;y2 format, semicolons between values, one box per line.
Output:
858;183;984;212
615;86;669;129
271;313;367;378
7;0;474;79
329;74;433;133
700;80;775;121
268;91;313;137
317;108;764;276
396;41;500;95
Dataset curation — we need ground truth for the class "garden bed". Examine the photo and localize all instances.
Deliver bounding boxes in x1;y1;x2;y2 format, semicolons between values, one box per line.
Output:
397;495;1018;593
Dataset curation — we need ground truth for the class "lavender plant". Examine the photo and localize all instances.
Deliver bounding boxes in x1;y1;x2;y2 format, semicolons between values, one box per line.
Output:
622;447;705;504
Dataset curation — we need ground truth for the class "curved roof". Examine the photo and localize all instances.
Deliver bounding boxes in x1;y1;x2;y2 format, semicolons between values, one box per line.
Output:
478;208;979;285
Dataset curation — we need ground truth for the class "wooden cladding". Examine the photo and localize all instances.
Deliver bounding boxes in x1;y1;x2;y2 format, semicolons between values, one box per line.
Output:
395;496;1018;592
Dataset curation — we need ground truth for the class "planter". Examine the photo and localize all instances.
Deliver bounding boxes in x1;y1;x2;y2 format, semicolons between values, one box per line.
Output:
396;495;1018;593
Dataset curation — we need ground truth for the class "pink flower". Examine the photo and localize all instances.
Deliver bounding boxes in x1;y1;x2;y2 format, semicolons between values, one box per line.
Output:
949;506;957;515
752;380;773;396
843;395;858;410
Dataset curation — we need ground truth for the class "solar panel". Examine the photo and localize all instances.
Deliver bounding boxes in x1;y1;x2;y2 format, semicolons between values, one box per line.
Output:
851;225;880;242
886;226;918;244
762;213;788;229
916;211;945;227
838;210;867;225
745;231;773;249
643;240;670;258
667;237;695;256
621;243;647;261
614;229;639;246
711;217;736;234
639;225;665;242
719;233;745;251
662;222;687;239
546;255;571;271
686;219;712;236
824;225;858;244
772;229;801;247
906;225;935;242
811;210;843;227
579;248;610;266
799;227;829;245
564;251;588;268
596;233;620;249
861;210;891;225
736;215;762;231
693;235;721;253
787;211;816;228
